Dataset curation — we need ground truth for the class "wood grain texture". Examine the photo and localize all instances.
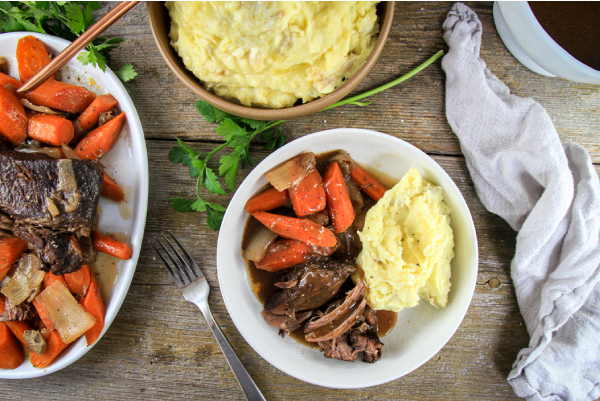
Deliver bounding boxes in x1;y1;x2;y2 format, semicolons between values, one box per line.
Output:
1;2;598;400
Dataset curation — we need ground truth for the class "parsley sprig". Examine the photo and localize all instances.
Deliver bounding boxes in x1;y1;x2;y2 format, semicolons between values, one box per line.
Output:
169;50;444;231
0;1;137;83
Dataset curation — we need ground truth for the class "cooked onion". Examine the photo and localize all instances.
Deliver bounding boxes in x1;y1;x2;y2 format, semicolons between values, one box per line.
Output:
61;143;81;160
58;159;81;213
17;147;62;158
20;99;70;117
265;152;316;191
34;281;96;344
0;254;45;305
243;225;278;262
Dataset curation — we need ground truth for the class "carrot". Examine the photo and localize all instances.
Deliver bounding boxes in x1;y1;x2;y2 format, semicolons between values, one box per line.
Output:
102;172;124;202
0;323;24;369
24;79;96;113
91;231;132;260
64;264;91;298
27;112;74;146
30;329;68;368
245;187;290;214
350;164;388;202
288;169;327;217
0;84;28;146
32;298;55;332
79;273;105;345
0;72;23;92
75;94;118;134
255;239;312;272
0;237;28;282
252;211;337;247
323;162;355;233
42;271;67;289
0;297;31;346
6;321;32;347
74;112;126;160
16;35;52;83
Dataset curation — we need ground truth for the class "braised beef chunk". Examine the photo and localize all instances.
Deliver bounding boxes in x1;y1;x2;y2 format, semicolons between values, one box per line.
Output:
0;297;36;322
0;149;103;274
262;258;355;333
304;281;367;342
0;150;103;235
42;233;86;275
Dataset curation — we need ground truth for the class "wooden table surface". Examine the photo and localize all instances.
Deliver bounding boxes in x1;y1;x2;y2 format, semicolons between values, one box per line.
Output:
3;2;599;400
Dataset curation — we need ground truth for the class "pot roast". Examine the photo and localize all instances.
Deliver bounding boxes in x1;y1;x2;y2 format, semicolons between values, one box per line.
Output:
0;145;103;274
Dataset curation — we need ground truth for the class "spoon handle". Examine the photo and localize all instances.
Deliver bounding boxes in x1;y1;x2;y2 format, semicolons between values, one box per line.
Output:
17;1;139;93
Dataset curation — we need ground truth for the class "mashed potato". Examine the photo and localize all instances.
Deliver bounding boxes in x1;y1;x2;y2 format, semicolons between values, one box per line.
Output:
354;168;454;312
166;1;380;108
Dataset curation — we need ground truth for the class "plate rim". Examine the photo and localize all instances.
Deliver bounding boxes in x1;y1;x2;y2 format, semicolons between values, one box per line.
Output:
0;31;149;379
216;128;478;388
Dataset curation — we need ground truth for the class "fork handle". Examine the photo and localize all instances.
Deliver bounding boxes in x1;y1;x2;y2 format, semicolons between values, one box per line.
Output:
196;304;266;401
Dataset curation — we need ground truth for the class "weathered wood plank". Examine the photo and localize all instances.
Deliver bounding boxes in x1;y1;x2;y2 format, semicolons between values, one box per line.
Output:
1;2;597;400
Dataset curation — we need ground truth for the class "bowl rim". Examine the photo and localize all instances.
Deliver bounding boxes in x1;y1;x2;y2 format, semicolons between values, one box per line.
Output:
216;128;479;388
147;1;395;120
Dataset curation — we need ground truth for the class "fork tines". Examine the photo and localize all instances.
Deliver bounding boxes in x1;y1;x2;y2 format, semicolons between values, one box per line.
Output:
151;231;204;288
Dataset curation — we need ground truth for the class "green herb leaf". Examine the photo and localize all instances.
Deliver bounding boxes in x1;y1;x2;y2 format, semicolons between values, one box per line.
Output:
206;203;226;231
170;198;196;213
203;167;225;195
115;64;137;82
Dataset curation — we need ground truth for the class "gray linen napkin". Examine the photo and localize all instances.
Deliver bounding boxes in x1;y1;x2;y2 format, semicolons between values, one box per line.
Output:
442;3;600;400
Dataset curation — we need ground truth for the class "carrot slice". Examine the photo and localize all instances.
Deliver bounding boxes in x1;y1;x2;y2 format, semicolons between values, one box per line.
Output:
91;231;132;260
16;35;52;83
245;187;290;214
102;172;124;202
74;112;126;160
64;264;91;298
42;271;67;289
0;72;23;92
252;211;337;247
0;84;28;146
27;112;74;146
6;321;32;347
288;169;327;217
32;298;55;332
30;329;68;368
0;322;24;369
75;94;118;134
255;239;312;272
0;237;28;282
79;273;105;345
350;165;388;202
24;79;96;113
323;162;355;233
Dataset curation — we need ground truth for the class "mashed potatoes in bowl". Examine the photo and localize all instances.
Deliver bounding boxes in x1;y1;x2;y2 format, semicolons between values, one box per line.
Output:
355;168;455;312
165;1;380;109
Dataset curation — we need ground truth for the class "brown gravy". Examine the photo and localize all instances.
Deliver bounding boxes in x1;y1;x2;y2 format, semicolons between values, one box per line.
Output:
529;2;600;71
243;151;399;350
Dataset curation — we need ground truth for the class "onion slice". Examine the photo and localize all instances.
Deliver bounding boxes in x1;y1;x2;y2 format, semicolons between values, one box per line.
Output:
34;281;96;344
1;254;45;305
17;147;62;158
243;225;278;262
265;152;316;191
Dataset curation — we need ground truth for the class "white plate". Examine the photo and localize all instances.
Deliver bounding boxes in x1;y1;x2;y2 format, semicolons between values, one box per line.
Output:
217;128;478;388
0;32;148;378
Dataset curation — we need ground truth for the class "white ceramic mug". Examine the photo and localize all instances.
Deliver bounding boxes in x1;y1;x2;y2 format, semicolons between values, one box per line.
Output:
493;1;600;84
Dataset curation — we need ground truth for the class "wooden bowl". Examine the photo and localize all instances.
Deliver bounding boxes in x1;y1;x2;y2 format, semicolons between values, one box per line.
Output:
147;2;394;120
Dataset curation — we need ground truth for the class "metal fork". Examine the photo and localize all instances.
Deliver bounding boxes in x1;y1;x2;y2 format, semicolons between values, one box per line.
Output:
151;231;266;401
